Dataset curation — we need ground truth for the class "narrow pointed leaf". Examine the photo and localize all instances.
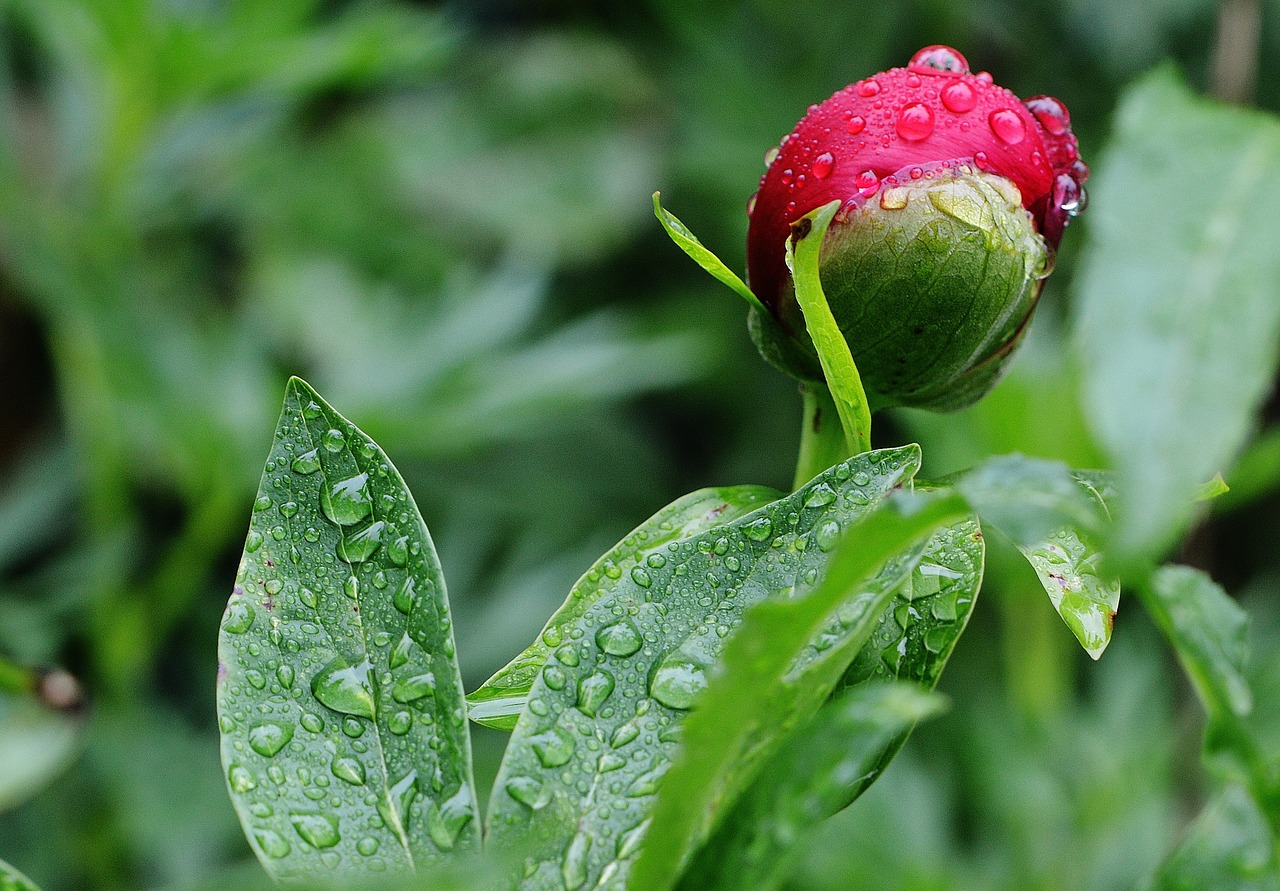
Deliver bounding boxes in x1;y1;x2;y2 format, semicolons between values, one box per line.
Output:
653;192;764;312
1074;68;1280;560
787;200;872;454
484;447;924;890
631;489;970;891
677;683;947;891
217;378;478;882
467;485;781;730
0;858;40;891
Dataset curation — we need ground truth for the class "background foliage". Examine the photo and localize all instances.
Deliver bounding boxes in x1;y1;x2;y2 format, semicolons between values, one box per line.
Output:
1;1;1279;888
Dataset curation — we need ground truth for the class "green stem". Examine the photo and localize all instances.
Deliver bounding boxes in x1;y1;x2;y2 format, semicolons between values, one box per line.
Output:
792;383;853;490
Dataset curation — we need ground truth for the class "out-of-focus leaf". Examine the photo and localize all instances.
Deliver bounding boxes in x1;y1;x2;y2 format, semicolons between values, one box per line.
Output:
1144;783;1278;891
945;454;1103;547
217;379;478;881
1074;68;1280;561
0;694;80;813
1147;565;1251;723
468;484;780;730
677;683;946;891
632;489;970;891
485;447;924;890
0;857;40;891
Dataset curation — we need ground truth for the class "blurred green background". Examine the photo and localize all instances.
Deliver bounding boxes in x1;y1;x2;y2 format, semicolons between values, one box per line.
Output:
1;0;1278;888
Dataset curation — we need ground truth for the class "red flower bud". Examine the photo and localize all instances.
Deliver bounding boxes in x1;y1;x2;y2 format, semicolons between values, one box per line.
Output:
746;46;1087;410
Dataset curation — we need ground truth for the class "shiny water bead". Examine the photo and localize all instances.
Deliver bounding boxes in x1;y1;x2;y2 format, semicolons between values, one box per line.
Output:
907;45;970;76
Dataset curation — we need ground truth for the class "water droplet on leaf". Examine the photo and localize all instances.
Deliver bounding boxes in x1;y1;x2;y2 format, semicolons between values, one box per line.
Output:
321;474;372;526
290;811;341;849
311;656;377;719
292;449;321;475
530;727;576;768
332;755;366;786
596;621;643;657
576;670;616;717
650;658;707;710
224;601;255;634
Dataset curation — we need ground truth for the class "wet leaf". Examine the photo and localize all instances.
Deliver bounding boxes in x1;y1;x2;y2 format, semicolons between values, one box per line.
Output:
1074;68;1280;561
1143;783;1278;891
0;858;40;891
217;378;478;882
468;485;780;730
631;488;970;891
677;683;946;891
1018;474;1120;659
484;446;925;890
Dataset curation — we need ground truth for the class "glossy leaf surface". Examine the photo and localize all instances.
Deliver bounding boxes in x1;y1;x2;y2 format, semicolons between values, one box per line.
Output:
1074;69;1280;560
217;379;478;881
676;683;946;891
632;489;970;890
485;447;924;890
468;485;781;730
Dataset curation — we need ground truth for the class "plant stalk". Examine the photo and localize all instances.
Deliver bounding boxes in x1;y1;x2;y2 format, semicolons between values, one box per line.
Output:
792;383;853;490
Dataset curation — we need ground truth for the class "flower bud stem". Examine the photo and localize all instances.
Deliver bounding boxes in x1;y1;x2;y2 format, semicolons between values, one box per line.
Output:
785;201;873;458
792;383;852;490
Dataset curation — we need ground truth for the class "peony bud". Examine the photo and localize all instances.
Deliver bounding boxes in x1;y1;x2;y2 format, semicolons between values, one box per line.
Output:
746;46;1087;411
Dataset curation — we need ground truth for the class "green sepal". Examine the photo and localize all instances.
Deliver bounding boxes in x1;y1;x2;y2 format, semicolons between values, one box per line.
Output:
652;192;765;313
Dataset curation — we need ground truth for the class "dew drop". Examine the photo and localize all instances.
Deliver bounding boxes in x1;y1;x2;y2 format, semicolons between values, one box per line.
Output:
555;646;581;668
880;187;909;210
224;601;255;635
228;763;257;793
989;109;1026;145
626;764;669;798
855;168;880;197
427;787;474;852
650;658;707;710
320;474;373;526
576;670;616;717
302;400;324;419
542;665;567;690
277;664;295;689
896;103;934;141
745;517;774;542
907;45;970;76
292;449;321;475
389;633;415;670
290;811;341;849
596;621;643;657
393;577;416;615
763;145;780;168
391;672;435;704
337;521;385;563
253;494;273;512
530;727;576;768
357;837;380;856
253;828;291;859
299;587;318;609
506;776;548;809
855;78;880;97
610;721;640;748
244;531;264;553
389;711;413;735
311;656;377;719
342;715;365;738
815;520;842;552
344;575;359;600
845;115;866;135
322;429;346;453
248;721;294;758
1024;95;1069;136
332;755;367;786
804;483;837;509
812;152;835;180
300;713;324;733
279;501;298;519
630;566;652;589
562;831;592;890
746;192;757;216
941;81;977;113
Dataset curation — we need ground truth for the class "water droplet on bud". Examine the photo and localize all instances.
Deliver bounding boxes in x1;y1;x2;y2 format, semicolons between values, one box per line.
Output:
896;103;934;141
989;109;1026;145
1024;95;1070;136
855;78;880;97
812;152;835;180
907;45;970;76
941;81;977;113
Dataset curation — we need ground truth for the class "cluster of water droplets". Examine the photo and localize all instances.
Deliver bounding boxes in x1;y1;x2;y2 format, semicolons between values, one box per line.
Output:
751;44;1086;242
219;392;476;875
487;449;923;888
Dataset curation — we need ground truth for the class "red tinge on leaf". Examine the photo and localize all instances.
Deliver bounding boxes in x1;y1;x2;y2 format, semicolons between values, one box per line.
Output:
746;45;1087;312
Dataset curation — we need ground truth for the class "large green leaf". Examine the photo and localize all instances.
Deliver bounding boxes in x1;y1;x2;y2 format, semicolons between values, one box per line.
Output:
217;378;478;881
673;683;946;891
630;489;970;890
0;858;40;891
1073;68;1280;561
1144;783;1279;891
467;484;781;730
484;446;924;889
